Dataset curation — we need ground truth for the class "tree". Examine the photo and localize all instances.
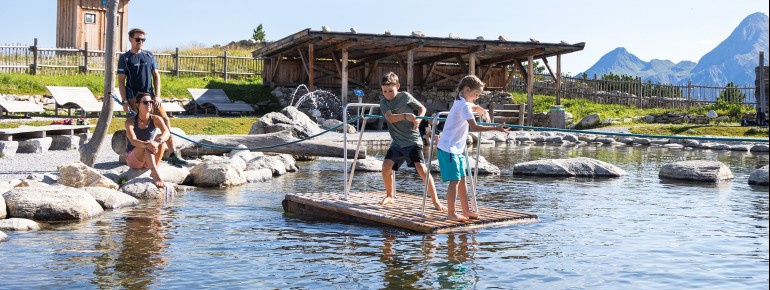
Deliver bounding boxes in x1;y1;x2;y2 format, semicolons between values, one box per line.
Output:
718;82;747;104
252;24;266;43
80;0;117;166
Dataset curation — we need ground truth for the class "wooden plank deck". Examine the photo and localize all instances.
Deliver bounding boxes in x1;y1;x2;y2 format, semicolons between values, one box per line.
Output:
283;191;538;234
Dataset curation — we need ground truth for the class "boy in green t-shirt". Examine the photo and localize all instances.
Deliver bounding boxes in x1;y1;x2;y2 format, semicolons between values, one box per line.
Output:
378;72;445;211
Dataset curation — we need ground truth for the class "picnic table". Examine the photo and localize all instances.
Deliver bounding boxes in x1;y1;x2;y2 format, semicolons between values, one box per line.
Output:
0;125;95;141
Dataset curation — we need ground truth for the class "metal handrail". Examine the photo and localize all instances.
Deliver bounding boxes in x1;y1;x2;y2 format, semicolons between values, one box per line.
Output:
342;103;380;200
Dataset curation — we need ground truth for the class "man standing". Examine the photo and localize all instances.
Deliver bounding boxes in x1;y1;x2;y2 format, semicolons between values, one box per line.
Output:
118;28;187;166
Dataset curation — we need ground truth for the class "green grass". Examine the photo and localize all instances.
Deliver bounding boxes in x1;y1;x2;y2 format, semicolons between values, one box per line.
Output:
628;123;768;138
0;117;256;135
0;73;277;113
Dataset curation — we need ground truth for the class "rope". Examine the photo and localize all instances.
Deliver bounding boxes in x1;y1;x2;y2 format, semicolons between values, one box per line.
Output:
112;93;361;151
362;114;768;143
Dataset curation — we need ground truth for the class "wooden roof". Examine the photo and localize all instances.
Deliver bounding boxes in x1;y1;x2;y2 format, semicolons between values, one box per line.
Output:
252;28;585;66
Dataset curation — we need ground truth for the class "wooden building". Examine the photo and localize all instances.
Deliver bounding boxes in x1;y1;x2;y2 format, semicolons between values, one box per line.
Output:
56;0;131;50
253;28;585;103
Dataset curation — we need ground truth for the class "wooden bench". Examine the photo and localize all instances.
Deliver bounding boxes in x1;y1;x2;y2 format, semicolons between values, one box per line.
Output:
0;125;95;141
489;103;526;126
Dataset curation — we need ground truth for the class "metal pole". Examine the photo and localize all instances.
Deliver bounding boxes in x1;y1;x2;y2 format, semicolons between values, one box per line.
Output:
472;130;481;213
342;103;379;200
422;112;447;216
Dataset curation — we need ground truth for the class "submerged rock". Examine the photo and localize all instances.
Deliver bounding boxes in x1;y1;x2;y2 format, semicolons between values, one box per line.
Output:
748;165;769;186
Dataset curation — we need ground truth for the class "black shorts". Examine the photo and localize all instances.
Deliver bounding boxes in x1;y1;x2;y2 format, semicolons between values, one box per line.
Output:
385;144;425;171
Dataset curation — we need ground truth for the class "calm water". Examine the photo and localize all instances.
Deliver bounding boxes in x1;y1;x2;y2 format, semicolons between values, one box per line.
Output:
1;144;768;289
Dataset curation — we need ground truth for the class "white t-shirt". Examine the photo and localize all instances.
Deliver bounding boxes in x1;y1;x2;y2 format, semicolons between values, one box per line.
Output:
437;97;475;154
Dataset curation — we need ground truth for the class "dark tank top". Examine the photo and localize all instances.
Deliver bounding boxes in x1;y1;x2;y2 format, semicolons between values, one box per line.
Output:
126;115;156;152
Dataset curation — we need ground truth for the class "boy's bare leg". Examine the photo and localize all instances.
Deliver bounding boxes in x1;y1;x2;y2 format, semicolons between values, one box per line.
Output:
415;162;445;211
457;179;479;219
446;180;468;222
380;159;396;205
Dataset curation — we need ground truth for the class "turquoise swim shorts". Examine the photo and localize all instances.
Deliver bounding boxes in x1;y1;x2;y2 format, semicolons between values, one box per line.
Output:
437;148;466;182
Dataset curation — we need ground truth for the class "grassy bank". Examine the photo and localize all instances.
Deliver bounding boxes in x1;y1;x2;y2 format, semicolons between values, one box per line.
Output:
0;73;277;113
0;117;255;135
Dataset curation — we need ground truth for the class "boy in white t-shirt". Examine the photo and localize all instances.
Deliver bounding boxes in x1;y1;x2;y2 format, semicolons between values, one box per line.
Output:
436;75;508;222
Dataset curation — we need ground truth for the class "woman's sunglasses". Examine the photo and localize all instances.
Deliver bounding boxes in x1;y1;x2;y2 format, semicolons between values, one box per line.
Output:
140;100;153;105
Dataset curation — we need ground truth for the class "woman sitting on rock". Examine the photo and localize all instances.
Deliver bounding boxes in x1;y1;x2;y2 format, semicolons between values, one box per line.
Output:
125;92;170;188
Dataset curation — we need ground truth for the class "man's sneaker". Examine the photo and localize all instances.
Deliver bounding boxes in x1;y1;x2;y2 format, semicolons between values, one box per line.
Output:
168;152;188;167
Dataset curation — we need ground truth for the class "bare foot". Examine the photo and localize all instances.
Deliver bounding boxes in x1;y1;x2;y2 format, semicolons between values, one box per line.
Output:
464;211;480;219
432;201;446;212
448;212;469;222
153;179;165;188
379;196;395;205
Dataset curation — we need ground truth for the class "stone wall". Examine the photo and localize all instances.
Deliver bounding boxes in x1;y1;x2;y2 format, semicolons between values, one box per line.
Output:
642;113;713;124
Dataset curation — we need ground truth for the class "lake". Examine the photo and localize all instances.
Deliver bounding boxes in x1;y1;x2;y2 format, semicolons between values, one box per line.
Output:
1;143;768;289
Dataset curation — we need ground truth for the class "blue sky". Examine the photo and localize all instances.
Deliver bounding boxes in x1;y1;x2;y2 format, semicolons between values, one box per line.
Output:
1;0;767;75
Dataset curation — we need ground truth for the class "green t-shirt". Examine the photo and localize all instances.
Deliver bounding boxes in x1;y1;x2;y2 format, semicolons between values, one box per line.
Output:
379;92;423;148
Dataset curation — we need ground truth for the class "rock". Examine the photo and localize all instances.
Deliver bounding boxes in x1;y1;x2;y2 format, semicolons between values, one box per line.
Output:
659;160;733;183
228;144;257;162
750;144;769;152
544;136;563;143
729;144;753;151
81;186;139;209
57;161;119;189
633;138;651;145
595;137;615;144
49;135;80;150
512;157;627;177
319;118;356;133
706;110;718;119
662;144;684;149
650;139;669;145
243;168;274;182
429;155;501;175
0;140;19;157
121;178;178;199
117;163;191;185
246;155;287;176
0;231;7;242
644;115;656;123
562;134;580;143
710;144;731;150
576;114;600;129
25;173;58;184
684;140;700;148
0;218;41;231
189;157;247;187
3;185;104;221
748;166;769;186
16;137;52;153
0;191;6;218
618;137;634;144
354;158;382;172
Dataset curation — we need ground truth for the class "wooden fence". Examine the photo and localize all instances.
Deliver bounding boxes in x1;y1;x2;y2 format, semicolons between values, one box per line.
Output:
0;39;263;80
508;74;757;109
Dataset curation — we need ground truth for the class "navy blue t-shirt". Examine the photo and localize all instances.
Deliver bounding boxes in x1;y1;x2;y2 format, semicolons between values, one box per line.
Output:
117;50;157;99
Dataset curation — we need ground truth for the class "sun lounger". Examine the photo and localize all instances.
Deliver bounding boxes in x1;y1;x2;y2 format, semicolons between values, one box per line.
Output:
187;88;254;115
0;100;46;118
45;86;119;117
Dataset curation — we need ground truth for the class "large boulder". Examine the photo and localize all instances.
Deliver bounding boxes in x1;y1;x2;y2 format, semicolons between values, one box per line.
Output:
245;154;296;176
118;163;191;185
355;158;383;172
120;178;178;199
188;157;247;187
49;135;80;150
659;160;733;183
512;157;627;177
430;155;501;175
3;185;104;221
0;190;6;218
0;218;41;231
57;161;119;189
0;140;19;157
81;186;139;209
748;165;769;186
16;137;52;153
575;114;600;129
249;106;322;139
0;231;7;242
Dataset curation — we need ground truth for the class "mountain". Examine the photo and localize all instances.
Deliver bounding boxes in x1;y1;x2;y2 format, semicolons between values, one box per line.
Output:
689;12;769;86
580;12;769;86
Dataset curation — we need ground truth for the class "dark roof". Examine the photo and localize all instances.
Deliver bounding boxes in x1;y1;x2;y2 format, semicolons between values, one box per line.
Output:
253;28;585;66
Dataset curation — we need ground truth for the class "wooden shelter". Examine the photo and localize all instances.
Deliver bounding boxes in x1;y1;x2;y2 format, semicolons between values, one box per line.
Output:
56;0;130;50
253;28;585;105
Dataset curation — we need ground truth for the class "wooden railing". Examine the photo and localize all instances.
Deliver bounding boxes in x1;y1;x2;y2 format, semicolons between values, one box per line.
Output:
508;73;757;109
0;38;264;80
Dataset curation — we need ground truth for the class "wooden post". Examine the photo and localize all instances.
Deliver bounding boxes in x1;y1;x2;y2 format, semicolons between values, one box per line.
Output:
754;51;767;115
527;56;534;126
469;53;476;76
341;47;348;104
407;49;414;94
223;50;228;82
82;42;89;73
174;47;179;76
308;43;314;91
556;54;561;105
687;80;692;109
30;38;38;75
637;77;643;108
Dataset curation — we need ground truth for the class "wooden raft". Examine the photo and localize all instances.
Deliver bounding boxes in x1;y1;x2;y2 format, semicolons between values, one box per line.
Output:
283;192;538;234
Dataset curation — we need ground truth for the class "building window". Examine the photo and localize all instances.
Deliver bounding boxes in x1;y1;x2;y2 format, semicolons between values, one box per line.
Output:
84;13;96;24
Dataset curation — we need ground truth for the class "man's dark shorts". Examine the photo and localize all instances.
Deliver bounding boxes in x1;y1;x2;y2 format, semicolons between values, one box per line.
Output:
385;144;425;171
